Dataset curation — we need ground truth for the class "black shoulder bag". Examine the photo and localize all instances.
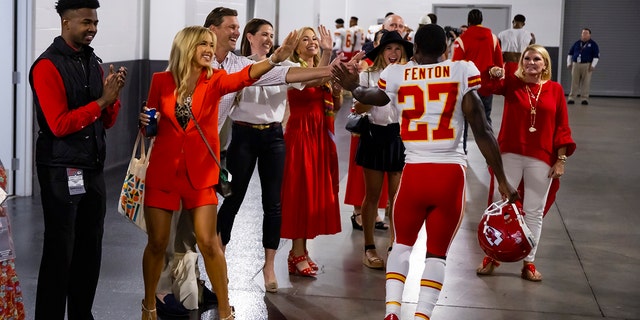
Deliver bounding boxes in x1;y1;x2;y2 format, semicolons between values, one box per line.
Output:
345;70;370;134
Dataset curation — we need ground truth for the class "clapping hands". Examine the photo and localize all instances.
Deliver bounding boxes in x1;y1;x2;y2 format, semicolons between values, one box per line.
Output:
99;65;127;109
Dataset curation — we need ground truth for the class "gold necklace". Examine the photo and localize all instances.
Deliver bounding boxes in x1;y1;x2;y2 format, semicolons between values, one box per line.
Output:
525;82;543;133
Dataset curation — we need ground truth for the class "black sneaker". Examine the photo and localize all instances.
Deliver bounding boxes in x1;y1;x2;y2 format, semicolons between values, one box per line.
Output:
581;100;589;105
567;100;575;104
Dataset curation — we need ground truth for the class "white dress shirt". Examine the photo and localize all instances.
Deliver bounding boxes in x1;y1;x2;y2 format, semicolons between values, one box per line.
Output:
230;59;303;124
212;52;291;131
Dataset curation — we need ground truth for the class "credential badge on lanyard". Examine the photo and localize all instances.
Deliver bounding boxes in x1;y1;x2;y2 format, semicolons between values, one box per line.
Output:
67;168;86;195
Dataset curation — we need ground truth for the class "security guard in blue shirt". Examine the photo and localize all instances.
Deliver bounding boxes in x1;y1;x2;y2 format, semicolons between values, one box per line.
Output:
567;28;600;105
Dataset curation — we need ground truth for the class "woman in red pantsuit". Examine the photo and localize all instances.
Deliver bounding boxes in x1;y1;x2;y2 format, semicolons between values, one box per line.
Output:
140;26;297;320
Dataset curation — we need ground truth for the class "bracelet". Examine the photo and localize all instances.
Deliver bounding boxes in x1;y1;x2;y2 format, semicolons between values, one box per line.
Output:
558;155;567;162
267;55;280;66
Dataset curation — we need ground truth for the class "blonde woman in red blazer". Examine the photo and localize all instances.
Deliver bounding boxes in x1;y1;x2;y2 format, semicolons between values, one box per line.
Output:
139;26;297;320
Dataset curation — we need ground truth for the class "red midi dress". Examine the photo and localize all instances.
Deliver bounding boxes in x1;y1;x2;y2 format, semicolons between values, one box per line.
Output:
281;86;341;239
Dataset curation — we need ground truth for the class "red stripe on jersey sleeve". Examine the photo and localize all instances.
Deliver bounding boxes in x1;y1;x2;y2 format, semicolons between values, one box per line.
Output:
468;75;481;88
378;78;387;90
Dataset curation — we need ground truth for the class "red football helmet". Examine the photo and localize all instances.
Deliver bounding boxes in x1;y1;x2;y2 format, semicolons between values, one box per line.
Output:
477;200;536;262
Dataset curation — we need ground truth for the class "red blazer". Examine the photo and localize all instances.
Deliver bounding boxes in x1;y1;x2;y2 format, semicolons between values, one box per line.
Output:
145;66;256;191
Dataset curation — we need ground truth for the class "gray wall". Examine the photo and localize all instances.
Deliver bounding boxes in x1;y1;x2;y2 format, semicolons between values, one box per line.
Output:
103;60;167;172
561;0;640;97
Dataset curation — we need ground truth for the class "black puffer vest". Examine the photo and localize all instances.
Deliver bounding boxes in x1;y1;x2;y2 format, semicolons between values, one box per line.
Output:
29;36;107;169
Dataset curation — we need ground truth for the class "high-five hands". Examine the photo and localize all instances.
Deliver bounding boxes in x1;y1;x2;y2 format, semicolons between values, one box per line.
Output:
331;62;361;92
271;30;300;64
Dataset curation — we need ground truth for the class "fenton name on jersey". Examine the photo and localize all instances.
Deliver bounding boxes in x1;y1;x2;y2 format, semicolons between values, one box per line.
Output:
404;65;451;81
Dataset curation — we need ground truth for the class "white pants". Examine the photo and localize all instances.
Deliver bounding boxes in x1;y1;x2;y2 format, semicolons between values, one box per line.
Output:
492;153;552;262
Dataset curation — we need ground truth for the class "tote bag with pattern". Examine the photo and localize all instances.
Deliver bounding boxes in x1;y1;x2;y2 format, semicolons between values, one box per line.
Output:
118;131;154;232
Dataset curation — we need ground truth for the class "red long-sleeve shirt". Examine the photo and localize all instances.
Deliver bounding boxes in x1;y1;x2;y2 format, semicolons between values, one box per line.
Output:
483;74;576;166
31;59;120;138
452;25;503;96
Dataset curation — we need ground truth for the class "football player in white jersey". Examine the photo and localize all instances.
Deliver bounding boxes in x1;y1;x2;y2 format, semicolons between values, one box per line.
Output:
334;17;364;61
333;24;518;320
333;18;346;59
347;16;365;58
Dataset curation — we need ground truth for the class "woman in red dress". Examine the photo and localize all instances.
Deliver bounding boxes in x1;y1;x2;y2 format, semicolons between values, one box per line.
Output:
281;26;341;277
344;132;389;230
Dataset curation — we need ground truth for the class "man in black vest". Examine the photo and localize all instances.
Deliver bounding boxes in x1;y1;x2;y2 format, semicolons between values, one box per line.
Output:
28;0;126;319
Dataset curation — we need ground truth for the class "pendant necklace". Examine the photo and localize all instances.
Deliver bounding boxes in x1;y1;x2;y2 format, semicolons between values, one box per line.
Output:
525;82;543;133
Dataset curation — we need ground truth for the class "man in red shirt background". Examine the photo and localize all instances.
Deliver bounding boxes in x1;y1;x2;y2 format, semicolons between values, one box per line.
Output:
453;9;502;153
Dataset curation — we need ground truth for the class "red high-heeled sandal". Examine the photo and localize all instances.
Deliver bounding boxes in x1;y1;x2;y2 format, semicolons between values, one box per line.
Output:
288;251;316;277
305;250;319;271
476;256;500;275
521;262;542;282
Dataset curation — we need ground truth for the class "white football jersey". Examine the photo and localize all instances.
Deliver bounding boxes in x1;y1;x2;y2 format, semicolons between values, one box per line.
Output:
498;28;532;53
346;26;365;52
333;27;346;51
378;60;481;165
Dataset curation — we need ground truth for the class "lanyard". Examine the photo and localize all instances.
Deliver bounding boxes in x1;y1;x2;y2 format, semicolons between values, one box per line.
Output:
579;41;588;53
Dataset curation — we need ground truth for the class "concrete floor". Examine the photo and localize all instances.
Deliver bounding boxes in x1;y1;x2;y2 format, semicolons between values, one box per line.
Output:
6;95;640;319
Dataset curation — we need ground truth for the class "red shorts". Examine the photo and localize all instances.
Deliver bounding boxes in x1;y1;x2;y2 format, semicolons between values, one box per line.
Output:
145;156;218;211
393;163;466;257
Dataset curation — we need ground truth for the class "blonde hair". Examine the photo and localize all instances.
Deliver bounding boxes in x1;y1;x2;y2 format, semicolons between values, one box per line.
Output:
167;26;215;105
369;43;409;72
288;27;320;68
516;44;552;81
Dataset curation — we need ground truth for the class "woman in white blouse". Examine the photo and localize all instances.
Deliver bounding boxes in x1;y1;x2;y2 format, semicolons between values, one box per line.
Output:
217;19;332;293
